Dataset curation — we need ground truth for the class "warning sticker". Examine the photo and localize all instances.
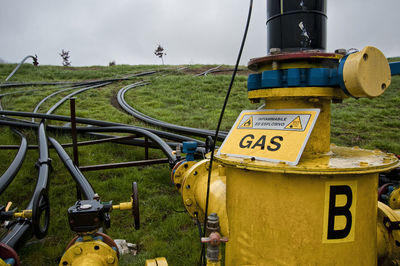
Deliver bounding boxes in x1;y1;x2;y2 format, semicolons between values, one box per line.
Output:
239;117;253;128
217;109;320;165
285;116;303;130
238;114;310;131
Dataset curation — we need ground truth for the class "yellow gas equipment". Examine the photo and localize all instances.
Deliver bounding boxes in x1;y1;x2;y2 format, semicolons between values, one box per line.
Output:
171;0;400;263
173;47;399;265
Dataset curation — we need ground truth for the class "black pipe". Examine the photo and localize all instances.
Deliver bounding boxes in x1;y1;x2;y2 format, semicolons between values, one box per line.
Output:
0;110;206;145
266;0;327;52
72;126;178;166
0;130;28;194
48;137;95;200
0;70;157;89
117;84;227;140
1;122;50;249
46;82;111;115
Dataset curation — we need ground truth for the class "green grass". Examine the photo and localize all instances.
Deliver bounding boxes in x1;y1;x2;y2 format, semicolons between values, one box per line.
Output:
331;75;400;154
0;63;399;265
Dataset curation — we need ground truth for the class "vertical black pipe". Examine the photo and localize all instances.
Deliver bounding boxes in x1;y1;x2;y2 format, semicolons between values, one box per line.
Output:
266;0;327;52
70;98;79;166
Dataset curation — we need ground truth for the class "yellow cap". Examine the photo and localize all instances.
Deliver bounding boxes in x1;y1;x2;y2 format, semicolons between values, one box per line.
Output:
343;46;391;98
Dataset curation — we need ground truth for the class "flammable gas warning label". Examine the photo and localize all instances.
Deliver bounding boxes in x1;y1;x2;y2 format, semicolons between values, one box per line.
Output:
217;109;320;165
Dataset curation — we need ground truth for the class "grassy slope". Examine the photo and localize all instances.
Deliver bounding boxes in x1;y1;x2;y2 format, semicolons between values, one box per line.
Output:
0;63;399;265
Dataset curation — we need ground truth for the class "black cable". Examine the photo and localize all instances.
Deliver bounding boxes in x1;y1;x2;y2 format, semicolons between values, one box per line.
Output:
201;0;253;264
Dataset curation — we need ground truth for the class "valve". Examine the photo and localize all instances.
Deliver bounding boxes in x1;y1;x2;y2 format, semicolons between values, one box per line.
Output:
200;213;228;263
32;188;50;239
182;141;197;161
67;182;140;233
205;136;214;154
0;202;33;222
201;232;228;246
0;199;49;242
112;182;140;229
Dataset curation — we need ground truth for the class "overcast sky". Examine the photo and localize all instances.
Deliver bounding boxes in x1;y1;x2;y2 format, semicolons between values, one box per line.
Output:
1;0;399;66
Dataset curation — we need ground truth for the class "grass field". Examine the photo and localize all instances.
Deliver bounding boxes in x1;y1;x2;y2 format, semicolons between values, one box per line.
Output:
0;62;399;265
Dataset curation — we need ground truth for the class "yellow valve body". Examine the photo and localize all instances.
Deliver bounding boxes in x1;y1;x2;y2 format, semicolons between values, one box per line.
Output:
178;160;229;236
343;46;391;98
59;240;118;266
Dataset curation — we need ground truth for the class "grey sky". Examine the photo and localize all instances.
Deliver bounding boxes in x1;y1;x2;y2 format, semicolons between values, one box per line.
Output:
0;0;399;66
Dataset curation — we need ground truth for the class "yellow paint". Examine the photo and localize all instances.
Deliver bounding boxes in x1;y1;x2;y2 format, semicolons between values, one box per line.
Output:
207;260;221;266
322;181;357;243
222;165;377;265
175;160;229;236
248;86;347;100
377;202;400;265
239;116;252;128
13;209;32;219
218;109;319;165
59;240;118;266
170;45;398;264
112;200;132;211
145;257;168;266
343;46;391;98
172;161;196;192
217;145;399;175
0;259;10;266
387;186;400;209
284;116;302;129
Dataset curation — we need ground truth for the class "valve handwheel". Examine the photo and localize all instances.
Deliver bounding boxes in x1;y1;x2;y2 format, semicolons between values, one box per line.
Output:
132;182;140;230
32;188;50;239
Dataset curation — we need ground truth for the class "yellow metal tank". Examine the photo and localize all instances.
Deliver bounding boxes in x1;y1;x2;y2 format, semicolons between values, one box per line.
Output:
216;146;398;265
213;47;399;264
173;47;400;265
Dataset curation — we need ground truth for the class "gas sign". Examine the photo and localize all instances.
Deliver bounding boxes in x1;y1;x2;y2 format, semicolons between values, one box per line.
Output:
217;109;320;165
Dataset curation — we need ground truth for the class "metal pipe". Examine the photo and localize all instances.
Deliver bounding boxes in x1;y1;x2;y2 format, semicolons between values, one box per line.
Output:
0;135;137;150
5;55;38;82
74;126;178;166
79;158;170;172
0;117;181;159
70;98;79;166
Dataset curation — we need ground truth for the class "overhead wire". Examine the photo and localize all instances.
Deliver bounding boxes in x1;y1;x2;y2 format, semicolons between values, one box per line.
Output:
200;0;253;264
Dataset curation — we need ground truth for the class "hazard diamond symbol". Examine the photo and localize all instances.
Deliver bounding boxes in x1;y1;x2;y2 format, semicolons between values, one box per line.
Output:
240;117;253;128
285;116;302;130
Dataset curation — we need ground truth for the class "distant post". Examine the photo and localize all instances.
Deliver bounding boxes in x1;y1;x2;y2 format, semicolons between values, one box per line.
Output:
154;44;166;65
